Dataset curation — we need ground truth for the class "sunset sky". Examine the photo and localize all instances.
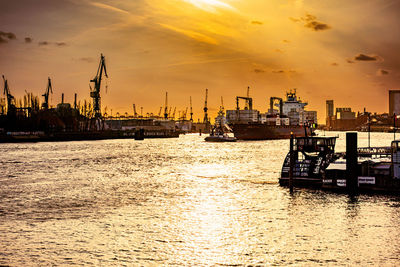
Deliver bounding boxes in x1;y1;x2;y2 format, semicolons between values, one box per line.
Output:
1;0;399;122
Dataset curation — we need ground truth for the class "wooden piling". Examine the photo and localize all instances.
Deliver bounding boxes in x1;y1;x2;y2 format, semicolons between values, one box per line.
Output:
289;133;294;193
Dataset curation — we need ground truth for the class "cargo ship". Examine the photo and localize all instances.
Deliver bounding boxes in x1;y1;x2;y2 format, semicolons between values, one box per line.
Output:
226;89;317;140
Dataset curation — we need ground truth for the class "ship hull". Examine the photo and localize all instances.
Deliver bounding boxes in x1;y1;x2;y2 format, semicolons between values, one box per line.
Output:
230;123;310;140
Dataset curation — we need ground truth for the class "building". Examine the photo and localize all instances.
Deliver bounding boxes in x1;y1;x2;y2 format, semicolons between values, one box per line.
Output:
326;100;334;118
336;108;355;120
389;90;400;116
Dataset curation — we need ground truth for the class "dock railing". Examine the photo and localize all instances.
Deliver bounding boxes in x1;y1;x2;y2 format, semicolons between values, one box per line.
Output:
336;147;391;159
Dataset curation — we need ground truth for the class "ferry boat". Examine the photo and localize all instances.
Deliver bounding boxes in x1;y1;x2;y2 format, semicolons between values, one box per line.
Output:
279;136;338;187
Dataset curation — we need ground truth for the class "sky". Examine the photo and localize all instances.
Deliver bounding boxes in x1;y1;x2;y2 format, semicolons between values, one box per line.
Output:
1;0;400;122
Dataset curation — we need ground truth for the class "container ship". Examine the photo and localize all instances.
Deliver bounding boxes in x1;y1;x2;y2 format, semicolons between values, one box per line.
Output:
226;89;317;140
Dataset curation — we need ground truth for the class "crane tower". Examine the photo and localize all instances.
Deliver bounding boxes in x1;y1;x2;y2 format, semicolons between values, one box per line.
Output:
90;54;108;118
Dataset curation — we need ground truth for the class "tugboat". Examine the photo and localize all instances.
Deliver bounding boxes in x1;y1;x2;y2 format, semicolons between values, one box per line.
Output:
279;135;338;187
205;126;237;142
205;97;237;142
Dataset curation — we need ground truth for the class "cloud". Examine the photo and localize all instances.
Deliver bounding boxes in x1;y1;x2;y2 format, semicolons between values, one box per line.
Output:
38;41;50;46
304;21;330;31
251;20;263;25
55;42;67;46
282;39;291;43
346;59;355;63
272;70;296;74
377;69;389;76
0;31;17;44
24;37;32;43
79;57;94;63
331;62;338;66
91;2;130;15
254;68;265;73
291;13;331;31
160;23;218;45
275;49;284;53
354;53;380;61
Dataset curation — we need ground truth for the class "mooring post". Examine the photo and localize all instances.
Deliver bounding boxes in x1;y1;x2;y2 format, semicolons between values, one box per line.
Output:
346;132;358;194
394;113;396;141
289;133;294;193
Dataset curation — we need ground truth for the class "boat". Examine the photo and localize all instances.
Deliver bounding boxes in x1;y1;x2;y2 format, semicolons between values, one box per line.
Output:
279;136;338;187
205;99;237;142
205;132;237;142
280;133;400;194
322;144;397;193
226;89;317;140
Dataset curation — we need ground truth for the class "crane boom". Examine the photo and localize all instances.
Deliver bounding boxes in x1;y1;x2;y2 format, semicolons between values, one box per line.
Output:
90;54;108;118
2;75;15;116
164;92;168;119
203;88;208;124
42;77;53;109
133;104;137;117
246;86;250;109
190;96;193;122
172;107;176;119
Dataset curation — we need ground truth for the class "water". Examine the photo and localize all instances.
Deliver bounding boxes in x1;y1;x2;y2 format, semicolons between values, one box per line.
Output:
1;131;400;266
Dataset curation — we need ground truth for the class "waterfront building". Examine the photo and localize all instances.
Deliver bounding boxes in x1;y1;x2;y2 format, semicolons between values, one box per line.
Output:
389;90;400;116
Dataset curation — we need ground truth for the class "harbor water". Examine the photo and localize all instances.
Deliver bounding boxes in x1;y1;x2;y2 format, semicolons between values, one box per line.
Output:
1;131;400;265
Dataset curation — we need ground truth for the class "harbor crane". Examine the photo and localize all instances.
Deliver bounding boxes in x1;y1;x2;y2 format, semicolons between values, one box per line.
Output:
41;77;53;110
270;97;283;116
184;107;188;120
158;106;162;117
164;92;168;119
90;54;108;118
2;75;16;116
246;86;250;109
132;104;138;117
172;107;176;120
190;96;193;122
236;96;253;110
203;88;209;124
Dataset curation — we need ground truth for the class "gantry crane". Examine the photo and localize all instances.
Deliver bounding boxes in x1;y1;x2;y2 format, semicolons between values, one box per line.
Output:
203;88;209;124
164;92;168;119
90;54;108;118
246;86;250;109
190;96;193;122
132;104;138;117
270;97;283;116
41;77;53;110
2;75;16;116
168;107;172;118
172;107;176;120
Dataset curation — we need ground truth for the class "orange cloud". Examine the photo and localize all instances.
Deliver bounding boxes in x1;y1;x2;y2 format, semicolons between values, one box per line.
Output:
159;23;218;45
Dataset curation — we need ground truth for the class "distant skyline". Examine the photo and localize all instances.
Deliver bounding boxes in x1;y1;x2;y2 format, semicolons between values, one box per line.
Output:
1;0;399;122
